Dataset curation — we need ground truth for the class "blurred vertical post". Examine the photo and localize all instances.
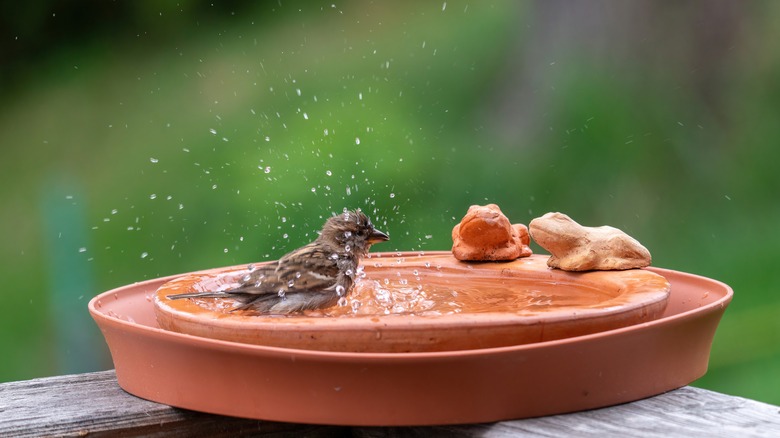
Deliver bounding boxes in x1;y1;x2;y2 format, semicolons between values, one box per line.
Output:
40;176;106;374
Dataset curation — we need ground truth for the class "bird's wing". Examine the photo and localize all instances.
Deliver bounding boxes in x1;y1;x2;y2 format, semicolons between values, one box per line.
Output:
225;243;340;296
276;242;341;292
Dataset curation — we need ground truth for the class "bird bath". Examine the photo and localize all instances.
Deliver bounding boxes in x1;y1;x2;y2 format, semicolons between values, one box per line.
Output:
89;250;732;425
153;252;670;352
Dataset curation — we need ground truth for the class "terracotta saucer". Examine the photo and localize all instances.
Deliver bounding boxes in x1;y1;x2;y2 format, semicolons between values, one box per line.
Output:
89;251;733;425
153;253;670;352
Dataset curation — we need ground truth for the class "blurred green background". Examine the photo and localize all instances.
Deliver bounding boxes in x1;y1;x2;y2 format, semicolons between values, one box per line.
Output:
2;1;779;405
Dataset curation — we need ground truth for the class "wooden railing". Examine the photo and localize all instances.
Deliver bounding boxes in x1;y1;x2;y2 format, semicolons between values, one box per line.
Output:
1;370;779;437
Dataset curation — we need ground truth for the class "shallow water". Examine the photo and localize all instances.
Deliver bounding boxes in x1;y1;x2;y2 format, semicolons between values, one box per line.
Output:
316;274;614;317
167;267;615;317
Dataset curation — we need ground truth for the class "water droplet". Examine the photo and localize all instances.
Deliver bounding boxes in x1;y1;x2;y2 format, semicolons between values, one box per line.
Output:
355;137;361;145
303;112;309;120
345;186;352;196
260;166;271;173
141;252;149;259
338;296;348;307
311;187;317;193
442;1;447;11
248;263;256;272
344;231;352;238
413;270;419;276
336;285;346;296
242;274;252;282
278;289;286;298
78;247;87;253
149;194;157;200
287;280;295;287
389;193;395;198
150;157;159;163
209;128;217;135
296;88;301;96
295;271;302;278
223;248;228;253
351;300;361;312
326;170;332;176
345;269;354;276
344;244;351;252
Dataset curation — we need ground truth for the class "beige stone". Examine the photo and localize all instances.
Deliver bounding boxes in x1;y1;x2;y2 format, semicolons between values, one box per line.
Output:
452;204;532;261
528;212;651;271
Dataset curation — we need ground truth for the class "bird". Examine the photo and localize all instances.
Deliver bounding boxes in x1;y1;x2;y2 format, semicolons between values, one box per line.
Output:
166;209;389;314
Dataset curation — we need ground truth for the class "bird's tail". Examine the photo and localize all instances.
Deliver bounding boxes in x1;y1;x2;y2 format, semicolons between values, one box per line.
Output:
166;292;230;300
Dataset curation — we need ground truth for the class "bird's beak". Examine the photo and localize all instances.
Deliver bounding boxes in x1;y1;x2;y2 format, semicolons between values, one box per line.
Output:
368;228;389;244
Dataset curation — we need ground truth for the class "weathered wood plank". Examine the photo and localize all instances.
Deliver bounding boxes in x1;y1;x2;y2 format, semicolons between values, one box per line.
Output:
0;370;346;437
356;386;780;438
1;370;779;437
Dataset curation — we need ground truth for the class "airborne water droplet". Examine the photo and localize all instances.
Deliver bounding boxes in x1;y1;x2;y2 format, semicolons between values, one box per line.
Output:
150;157;159;163
355;137;360;145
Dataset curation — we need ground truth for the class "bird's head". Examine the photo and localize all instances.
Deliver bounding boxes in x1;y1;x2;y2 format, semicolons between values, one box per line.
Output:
318;209;389;256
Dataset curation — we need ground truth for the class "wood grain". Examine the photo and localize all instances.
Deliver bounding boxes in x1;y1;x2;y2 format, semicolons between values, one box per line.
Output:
0;370;344;437
1;370;779;437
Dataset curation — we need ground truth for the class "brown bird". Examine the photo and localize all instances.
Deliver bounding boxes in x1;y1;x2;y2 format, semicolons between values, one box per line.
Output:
167;209;389;314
